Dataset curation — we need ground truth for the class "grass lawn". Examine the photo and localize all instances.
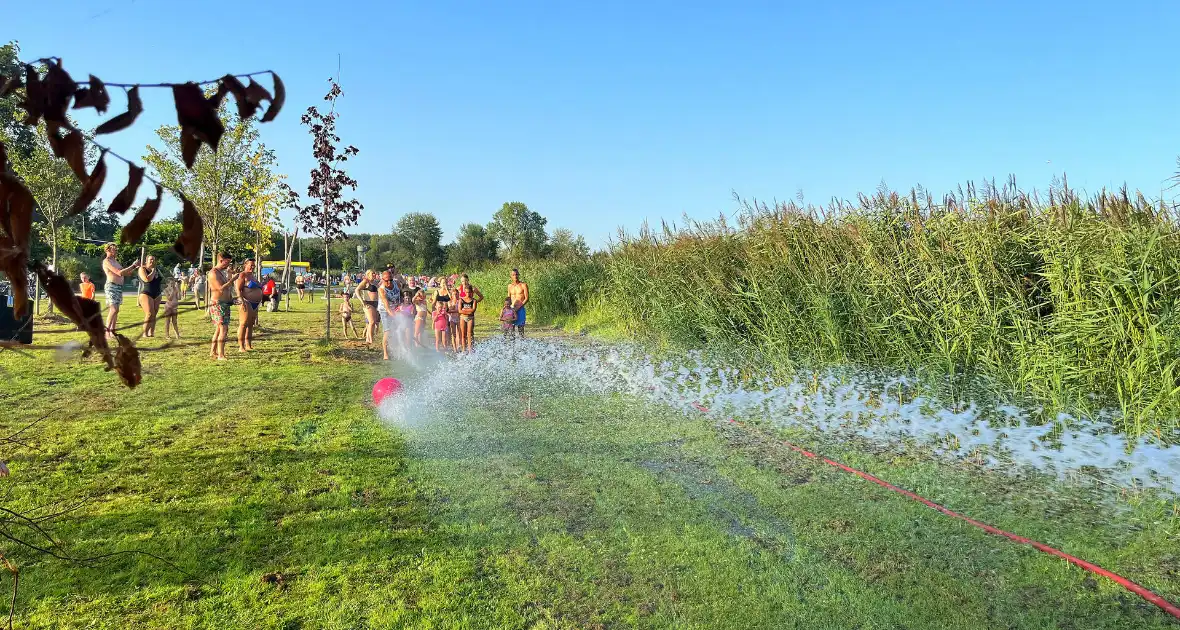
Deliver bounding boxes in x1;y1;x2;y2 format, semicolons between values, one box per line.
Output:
0;297;1175;628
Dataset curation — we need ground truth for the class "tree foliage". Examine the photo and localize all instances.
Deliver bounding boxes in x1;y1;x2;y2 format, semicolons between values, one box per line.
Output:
9;122;90;268
547;228;591;261
447;222;500;270
487;201;548;261
0;41;36;159
143;100;282;260
391;212;444;273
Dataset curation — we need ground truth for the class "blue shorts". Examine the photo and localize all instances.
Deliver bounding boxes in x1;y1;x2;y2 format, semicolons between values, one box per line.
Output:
514;306;526;327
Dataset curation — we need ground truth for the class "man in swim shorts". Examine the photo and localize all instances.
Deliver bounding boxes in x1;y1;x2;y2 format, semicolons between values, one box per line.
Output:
101;243;140;338
507;268;530;337
207;252;241;360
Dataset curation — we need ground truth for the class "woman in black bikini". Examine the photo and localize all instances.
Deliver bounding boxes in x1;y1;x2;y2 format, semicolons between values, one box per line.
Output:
456;273;483;353
137;255;164;337
354;269;380;346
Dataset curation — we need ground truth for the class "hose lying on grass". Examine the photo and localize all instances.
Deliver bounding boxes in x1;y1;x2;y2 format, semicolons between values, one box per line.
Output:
690;402;1180;621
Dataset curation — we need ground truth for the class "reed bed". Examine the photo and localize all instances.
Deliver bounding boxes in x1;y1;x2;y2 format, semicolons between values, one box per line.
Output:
597;179;1180;440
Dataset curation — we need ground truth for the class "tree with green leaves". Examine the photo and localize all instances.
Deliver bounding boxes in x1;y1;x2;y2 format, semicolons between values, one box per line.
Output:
487;201;548;261
143;99;282;261
8;123;91;271
447;222;499;270
547;228;591;261
0;41;37;160
392;212;444;273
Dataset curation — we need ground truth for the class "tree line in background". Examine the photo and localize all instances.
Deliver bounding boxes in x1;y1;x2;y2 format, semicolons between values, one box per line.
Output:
278;201;593;275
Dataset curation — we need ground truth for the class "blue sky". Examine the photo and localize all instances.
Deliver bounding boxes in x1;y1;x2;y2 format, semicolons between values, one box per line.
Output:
9;1;1180;247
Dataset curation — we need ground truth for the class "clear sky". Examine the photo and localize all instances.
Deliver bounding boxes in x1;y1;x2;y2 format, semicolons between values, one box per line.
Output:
9;1;1180;247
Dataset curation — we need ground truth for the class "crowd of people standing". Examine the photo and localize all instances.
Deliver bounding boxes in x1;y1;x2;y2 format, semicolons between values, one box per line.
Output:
89;243;531;363
347;266;529;360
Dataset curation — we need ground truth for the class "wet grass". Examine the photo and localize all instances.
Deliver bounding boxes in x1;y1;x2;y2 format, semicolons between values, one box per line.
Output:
0;299;1175;627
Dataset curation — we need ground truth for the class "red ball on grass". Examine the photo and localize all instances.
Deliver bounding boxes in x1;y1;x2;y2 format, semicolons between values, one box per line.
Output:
372;377;402;406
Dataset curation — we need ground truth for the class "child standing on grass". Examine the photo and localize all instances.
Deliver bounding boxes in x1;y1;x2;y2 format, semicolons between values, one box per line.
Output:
339;292;359;338
432;299;449;352
499;298;517;338
163;281;181;339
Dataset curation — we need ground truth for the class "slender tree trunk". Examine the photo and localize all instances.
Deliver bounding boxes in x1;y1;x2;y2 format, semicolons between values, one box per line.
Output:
47;232;57;314
324;242;332;339
283;227;298;312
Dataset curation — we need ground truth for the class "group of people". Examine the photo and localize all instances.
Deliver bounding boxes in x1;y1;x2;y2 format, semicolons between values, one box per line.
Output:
88;244;532;363
342;267;529;360
92;243;182;341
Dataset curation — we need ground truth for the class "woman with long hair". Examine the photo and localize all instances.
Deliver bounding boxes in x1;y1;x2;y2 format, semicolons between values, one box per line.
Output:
456;273;483;352
354;269;380;346
137;254;163;338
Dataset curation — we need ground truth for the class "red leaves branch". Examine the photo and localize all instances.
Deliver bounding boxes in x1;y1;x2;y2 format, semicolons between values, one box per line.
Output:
0;58;284;387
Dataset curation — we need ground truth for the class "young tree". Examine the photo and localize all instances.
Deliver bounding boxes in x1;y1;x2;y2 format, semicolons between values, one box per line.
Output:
289;77;363;338
392;212;444;272
143;100;281;259
487;201;548;260
548;227;591;261
447;222;499;270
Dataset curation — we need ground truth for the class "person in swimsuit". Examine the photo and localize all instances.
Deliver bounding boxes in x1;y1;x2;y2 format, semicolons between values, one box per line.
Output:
101;243;140;339
412;289;428;347
499;297;518;338
442;276;461;352
163;281;181;339
398;293;416;349
339;291;359;338
208;252;241;361
377;270;402;361
138;255;164;338
456;273;484;352
192;268;206;309
507;268;530;338
432;299;449;352
354;269;380;346
295;272;306;301
235;258;263;352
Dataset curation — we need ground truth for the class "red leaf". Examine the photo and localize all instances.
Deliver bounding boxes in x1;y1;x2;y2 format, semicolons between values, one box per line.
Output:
94;86;142;135
107;163;144;215
242;78;271;119
260;72;285;122
68;150;107;217
173;82;224;157
46;122;88;182
173;194;203;262
112;333;142;388
0;73;20;98
0;170;34;314
181;132;201;169
216;74;252;119
119;184;162;244
41;60;77;124
19;64;43;125
72;74;110;113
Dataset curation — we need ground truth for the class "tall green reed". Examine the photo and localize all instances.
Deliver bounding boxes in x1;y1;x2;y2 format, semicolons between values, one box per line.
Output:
598;179;1180;440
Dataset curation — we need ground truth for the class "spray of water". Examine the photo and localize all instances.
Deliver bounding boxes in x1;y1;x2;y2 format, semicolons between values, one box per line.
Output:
376;337;1180;496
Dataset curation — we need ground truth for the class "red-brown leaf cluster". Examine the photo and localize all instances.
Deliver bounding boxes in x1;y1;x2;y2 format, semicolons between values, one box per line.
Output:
1;59;284;387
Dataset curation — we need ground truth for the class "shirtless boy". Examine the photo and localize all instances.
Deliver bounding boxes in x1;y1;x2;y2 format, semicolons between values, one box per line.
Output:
507;268;530;337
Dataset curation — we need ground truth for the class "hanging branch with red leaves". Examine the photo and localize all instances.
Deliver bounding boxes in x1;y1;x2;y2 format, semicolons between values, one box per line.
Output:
0;58;285;387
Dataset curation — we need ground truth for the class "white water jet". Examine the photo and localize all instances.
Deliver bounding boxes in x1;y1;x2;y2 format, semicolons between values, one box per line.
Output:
374;337;1180;496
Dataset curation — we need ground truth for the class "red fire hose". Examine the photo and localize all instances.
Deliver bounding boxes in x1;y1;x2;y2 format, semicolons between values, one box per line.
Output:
690;402;1180;621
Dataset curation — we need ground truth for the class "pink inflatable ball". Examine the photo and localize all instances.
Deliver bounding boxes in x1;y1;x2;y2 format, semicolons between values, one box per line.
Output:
372;377;402;406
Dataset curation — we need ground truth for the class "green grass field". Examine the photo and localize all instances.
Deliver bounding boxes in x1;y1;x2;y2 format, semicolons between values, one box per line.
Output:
0;298;1176;628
